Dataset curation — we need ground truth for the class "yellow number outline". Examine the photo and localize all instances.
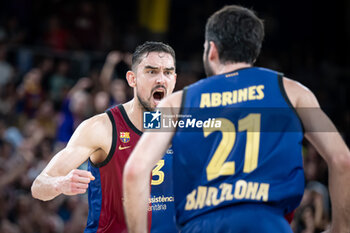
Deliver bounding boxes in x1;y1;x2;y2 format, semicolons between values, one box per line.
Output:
204;118;236;181
204;114;261;181
239;114;261;173
151;159;165;185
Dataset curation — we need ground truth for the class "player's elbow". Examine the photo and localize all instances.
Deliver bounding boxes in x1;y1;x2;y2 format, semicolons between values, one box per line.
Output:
31;179;41;200
124;160;147;185
31;179;42;200
31;178;51;201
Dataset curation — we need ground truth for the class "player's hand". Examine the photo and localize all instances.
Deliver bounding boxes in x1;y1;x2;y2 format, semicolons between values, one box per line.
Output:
56;169;95;195
75;77;92;90
123;52;132;67
106;51;123;66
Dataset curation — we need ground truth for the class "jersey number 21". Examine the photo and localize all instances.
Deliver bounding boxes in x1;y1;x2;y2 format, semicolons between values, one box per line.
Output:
204;114;261;181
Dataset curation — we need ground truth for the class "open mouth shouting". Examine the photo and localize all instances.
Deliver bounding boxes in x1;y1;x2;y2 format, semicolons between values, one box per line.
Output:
152;86;166;106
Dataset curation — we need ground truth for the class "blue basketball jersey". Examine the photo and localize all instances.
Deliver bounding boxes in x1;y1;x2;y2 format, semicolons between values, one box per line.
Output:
171;67;304;229
150;147;178;233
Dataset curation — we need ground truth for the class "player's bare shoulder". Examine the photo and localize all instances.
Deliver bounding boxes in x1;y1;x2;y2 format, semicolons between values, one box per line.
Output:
68;113;112;153
86;112;112;147
282;77;319;108
85;112;111;133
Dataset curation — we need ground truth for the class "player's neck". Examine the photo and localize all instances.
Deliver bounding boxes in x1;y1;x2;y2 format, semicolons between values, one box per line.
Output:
123;99;144;132
215;62;252;75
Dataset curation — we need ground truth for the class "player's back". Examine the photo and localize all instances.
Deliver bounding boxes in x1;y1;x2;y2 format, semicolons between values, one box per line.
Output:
171;67;304;232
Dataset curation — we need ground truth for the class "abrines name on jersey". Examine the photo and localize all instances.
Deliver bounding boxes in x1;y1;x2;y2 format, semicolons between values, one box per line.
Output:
200;84;265;108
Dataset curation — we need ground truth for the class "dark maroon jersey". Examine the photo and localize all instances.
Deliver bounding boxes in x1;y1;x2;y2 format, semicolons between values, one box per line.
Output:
85;105;152;233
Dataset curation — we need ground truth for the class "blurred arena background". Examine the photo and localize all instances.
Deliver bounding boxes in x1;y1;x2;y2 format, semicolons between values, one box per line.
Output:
0;0;349;232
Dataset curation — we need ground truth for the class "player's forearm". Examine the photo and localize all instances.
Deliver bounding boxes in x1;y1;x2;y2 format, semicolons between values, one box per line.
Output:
328;152;350;232
100;64;115;92
123;163;150;233
31;173;63;201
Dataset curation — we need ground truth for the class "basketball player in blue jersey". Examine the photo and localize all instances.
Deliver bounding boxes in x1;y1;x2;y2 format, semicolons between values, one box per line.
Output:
31;42;178;233
123;5;350;233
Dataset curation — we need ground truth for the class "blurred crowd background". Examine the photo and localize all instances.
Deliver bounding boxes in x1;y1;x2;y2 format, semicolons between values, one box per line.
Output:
0;0;349;232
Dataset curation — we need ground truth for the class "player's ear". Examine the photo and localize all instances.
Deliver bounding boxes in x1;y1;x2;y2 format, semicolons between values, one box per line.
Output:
208;41;219;62
126;71;136;87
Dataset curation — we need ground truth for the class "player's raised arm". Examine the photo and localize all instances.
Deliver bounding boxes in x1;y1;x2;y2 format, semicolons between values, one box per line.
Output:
284;78;350;232
123;91;182;233
31;113;111;201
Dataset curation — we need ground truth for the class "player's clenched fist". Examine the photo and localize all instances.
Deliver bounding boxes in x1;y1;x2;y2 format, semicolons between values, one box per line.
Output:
56;169;95;195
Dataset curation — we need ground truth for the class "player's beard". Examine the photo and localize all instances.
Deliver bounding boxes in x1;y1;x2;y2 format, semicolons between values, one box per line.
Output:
136;85;167;112
137;91;153;112
203;43;214;77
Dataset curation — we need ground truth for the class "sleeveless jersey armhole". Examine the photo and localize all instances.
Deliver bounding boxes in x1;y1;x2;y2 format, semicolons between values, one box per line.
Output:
174;87;188;132
89;110;117;168
118;105;142;136
277;74;305;134
177;87;188;119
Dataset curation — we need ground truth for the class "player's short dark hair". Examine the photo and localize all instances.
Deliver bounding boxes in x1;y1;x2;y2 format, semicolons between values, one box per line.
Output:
205;5;264;64
132;41;176;71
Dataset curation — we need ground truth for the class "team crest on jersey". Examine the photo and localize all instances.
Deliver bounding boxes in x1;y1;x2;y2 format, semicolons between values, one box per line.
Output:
120;132;130;143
